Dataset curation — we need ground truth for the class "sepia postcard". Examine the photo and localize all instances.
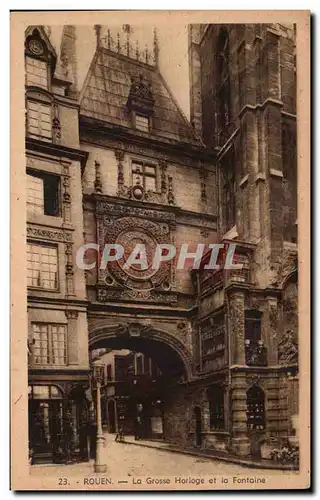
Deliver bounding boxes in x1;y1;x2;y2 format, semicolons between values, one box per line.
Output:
10;10;310;491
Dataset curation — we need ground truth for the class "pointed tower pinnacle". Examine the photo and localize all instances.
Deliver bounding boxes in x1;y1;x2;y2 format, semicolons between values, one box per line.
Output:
153;27;159;68
94;24;101;49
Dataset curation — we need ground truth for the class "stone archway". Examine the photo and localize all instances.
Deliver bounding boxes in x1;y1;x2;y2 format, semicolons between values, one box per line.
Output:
89;321;193;381
89;321;194;444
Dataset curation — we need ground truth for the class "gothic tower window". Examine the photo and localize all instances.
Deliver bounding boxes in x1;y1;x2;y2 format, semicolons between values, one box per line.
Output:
220;147;236;233
245;310;267;366
247;386;265;431
216;29;231;141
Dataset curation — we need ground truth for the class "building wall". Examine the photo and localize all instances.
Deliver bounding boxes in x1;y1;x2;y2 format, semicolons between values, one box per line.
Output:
26;27;90;386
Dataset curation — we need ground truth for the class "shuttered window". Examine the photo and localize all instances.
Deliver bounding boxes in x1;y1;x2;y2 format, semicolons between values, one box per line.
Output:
25;56;48;89
27;101;52;141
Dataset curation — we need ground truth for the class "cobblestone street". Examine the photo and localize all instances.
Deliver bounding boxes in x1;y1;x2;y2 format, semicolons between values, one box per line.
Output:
30;432;292;481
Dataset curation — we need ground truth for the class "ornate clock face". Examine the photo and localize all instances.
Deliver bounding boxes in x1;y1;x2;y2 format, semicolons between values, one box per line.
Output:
117;229;157;280
101;216;171;291
28;38;44;56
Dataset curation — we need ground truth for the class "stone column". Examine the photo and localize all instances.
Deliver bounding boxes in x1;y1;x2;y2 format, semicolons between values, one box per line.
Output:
230;372;250;456
65;310;78;365
228;290;250;456
228;290;246;366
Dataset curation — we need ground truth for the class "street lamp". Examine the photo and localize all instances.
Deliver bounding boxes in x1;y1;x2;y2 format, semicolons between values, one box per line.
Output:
92;359;107;473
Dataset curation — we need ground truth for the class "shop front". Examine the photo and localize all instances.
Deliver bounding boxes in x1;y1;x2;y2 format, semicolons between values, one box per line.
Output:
28;383;92;464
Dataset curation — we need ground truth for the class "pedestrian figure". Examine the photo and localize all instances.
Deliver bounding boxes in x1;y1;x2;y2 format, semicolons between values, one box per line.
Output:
115;426;124;443
134;415;142;441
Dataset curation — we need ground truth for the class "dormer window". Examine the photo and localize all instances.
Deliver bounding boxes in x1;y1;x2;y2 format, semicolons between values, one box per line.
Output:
135;114;149;133
126;74;154;133
25;29;51;90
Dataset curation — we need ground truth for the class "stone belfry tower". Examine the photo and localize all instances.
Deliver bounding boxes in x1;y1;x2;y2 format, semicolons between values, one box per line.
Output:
189;24;298;457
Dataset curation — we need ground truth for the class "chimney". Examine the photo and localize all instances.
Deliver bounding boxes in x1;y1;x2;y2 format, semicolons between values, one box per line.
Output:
60;25;78;97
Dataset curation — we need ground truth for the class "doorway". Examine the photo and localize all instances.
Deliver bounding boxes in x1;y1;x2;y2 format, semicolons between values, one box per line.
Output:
107;399;116;433
194;406;202;447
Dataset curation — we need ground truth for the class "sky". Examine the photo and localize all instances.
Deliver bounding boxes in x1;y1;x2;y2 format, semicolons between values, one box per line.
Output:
49;24;190;119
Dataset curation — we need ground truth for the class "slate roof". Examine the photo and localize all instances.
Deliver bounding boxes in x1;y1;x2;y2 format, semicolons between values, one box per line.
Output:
80;48;203;147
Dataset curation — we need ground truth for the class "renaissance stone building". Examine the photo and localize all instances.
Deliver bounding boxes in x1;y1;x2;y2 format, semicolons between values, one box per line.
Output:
26;23;298;463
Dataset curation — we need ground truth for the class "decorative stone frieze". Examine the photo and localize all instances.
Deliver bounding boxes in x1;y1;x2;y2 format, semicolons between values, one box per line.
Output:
95;199;176;224
96;287;178;306
27;225;73;243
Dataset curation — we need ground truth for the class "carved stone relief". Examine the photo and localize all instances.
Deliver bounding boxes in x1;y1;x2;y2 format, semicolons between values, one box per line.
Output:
62;162;71;223
52;104;61;144
27;225;73;243
65;243;75;296
95;204;177;305
94;160;103;194
278;281;298;366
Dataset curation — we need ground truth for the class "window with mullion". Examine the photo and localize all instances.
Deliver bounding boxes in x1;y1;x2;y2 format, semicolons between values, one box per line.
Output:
27;174;44;215
27;243;58;290
27;171;60;217
132;161;157;192
32;323;67;365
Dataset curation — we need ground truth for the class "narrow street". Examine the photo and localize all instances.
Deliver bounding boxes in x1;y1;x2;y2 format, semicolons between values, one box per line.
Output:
30;432;292;480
